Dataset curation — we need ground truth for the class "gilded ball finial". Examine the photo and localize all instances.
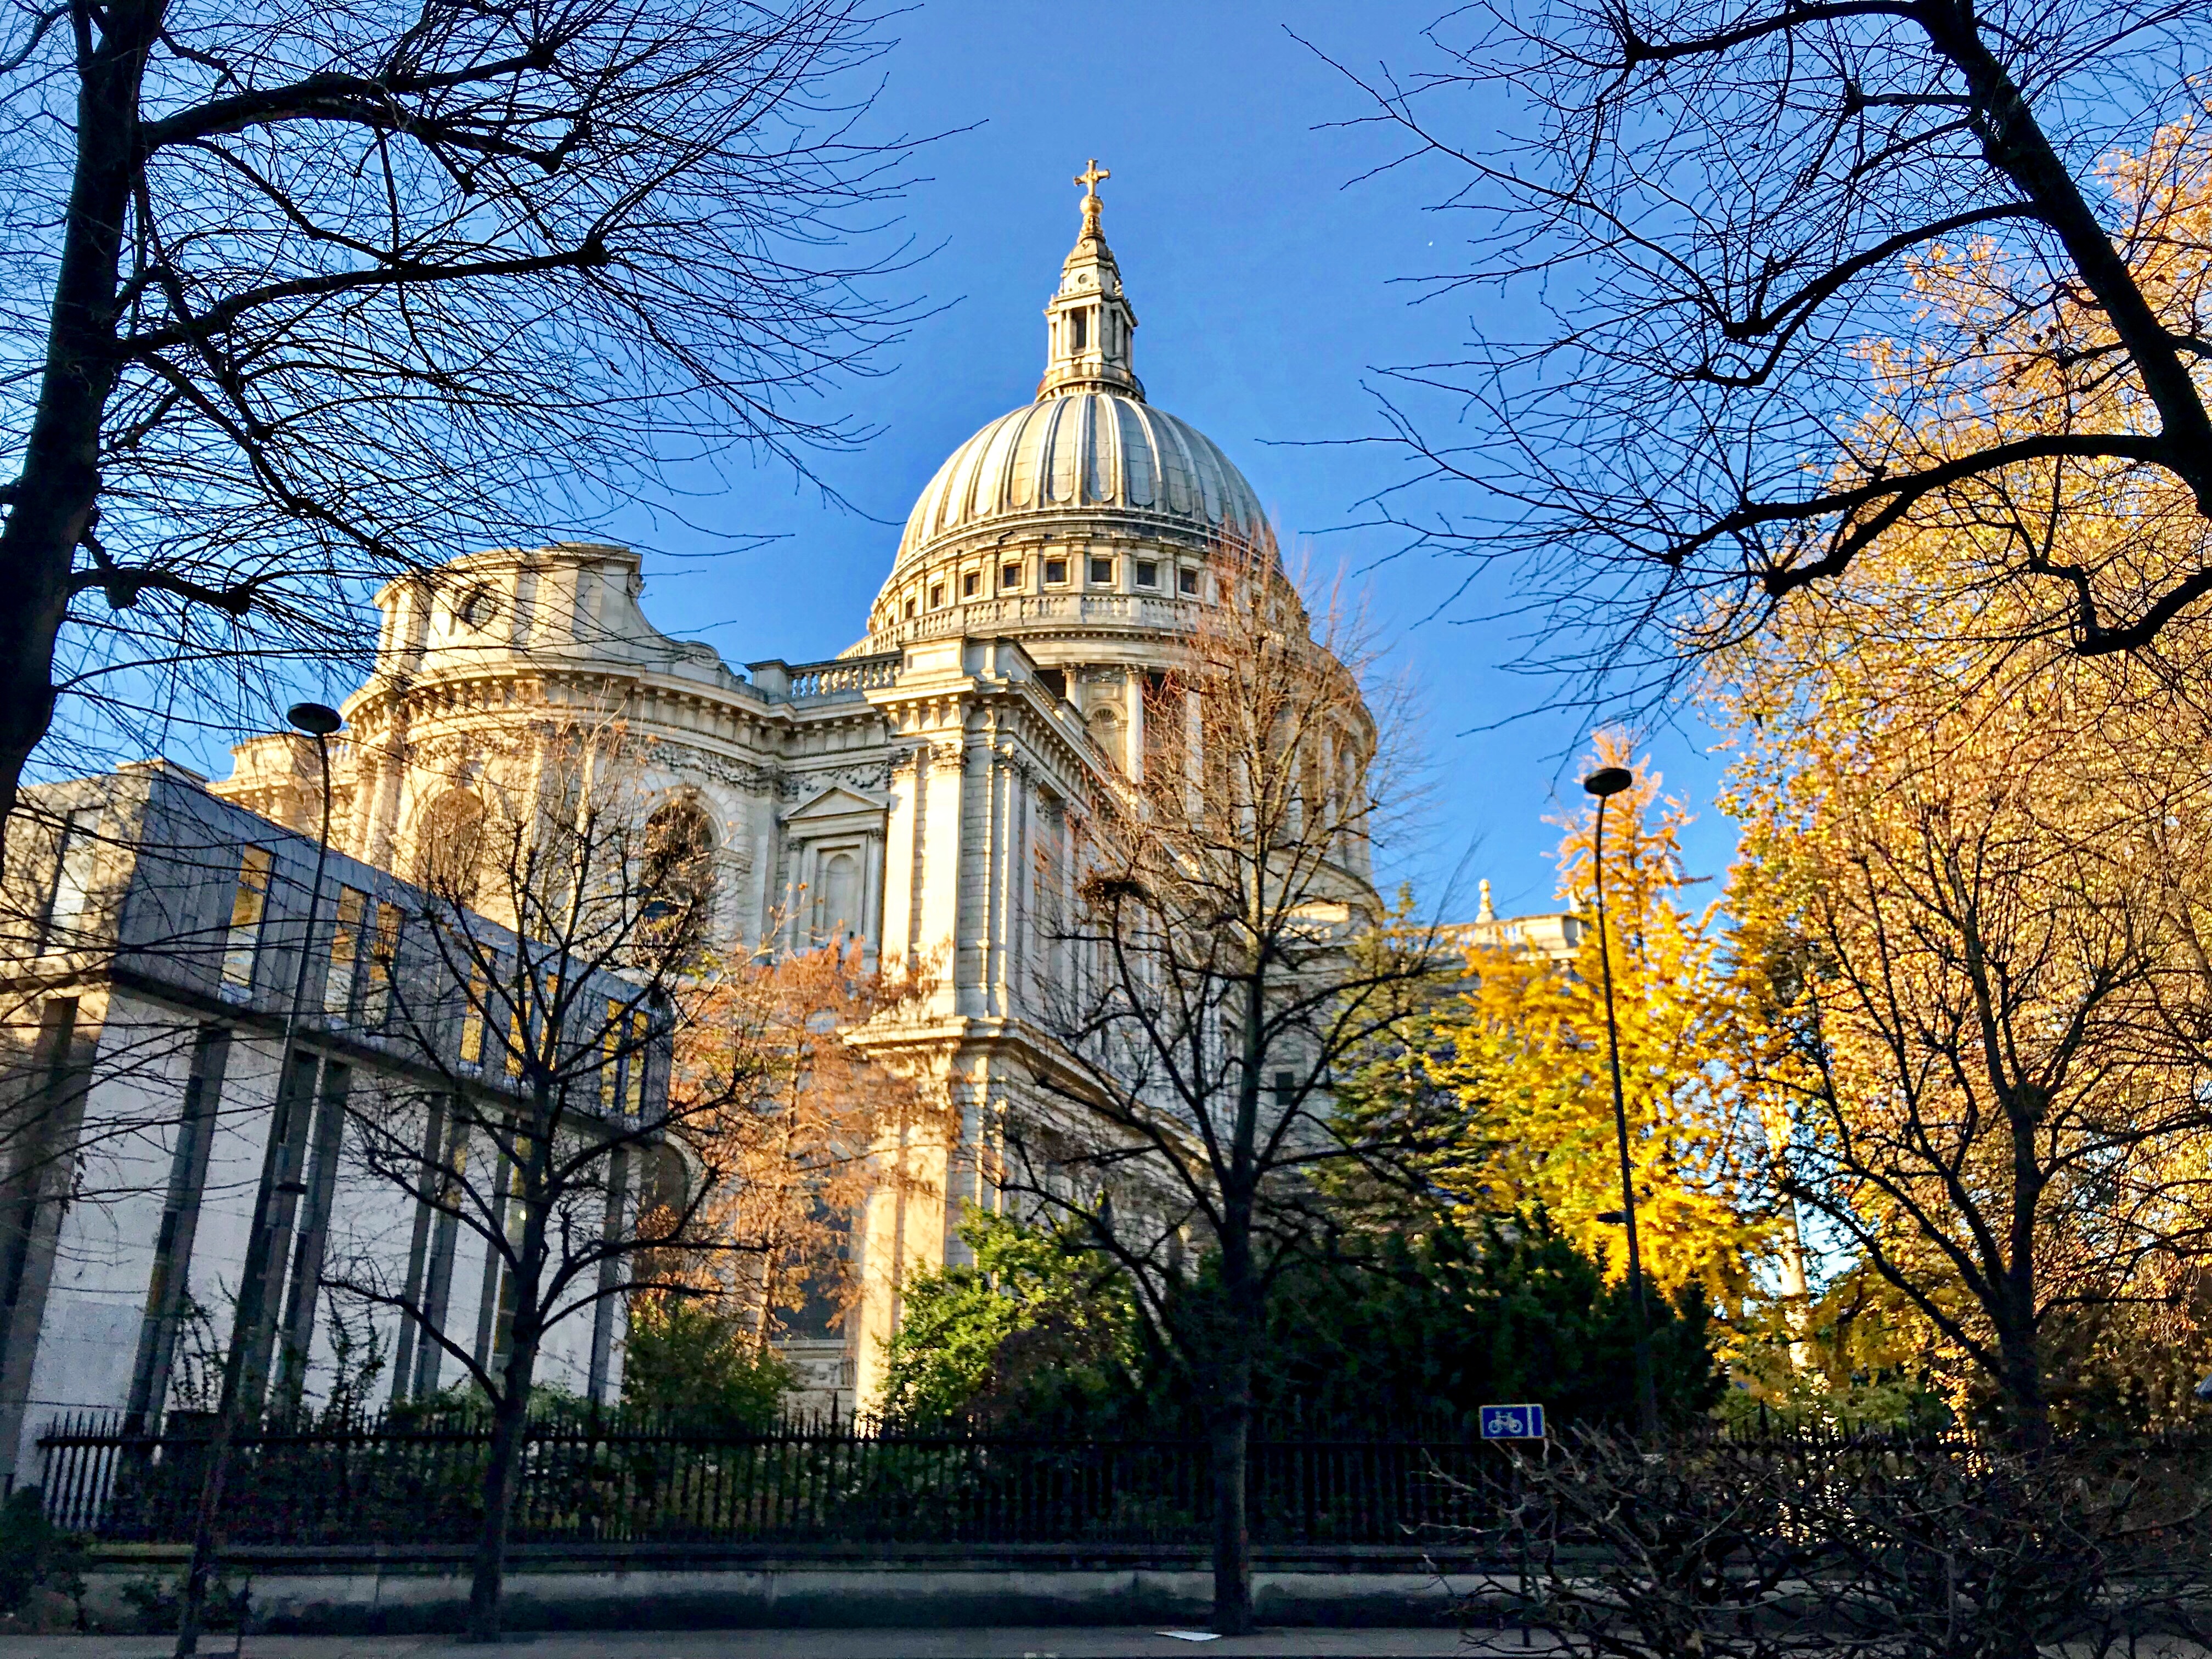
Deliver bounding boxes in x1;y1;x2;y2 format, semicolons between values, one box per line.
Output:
1074;157;1109;234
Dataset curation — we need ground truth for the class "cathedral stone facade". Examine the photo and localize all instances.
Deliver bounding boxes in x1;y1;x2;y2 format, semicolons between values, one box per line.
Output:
214;177;1371;1412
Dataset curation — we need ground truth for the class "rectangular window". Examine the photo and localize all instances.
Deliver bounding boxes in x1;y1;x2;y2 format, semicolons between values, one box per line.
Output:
929;583;945;608
324;887;366;1016
962;571;979;597
1136;561;1159;589
363;905;402;1028
40;808;101;951
600;999;624;1110
624;1011;651;1114
1071;309;1088;351
1178;567;1200;596
506;1009;527;1078
903;597;916;619
1089;557;1114;586
1044;558;1068;585
222;847;274;993
458;970;487;1066
1001;562;1022;591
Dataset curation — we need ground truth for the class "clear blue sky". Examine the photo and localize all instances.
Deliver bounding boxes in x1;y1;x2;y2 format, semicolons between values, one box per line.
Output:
606;1;1740;916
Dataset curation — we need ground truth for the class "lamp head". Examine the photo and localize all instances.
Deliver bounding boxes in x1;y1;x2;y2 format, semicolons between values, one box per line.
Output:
1582;765;1633;799
286;702;342;738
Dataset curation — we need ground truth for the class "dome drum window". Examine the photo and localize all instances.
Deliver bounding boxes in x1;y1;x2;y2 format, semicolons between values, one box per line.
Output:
1001;561;1023;591
962;571;980;599
929;583;945;608
1045;558;1068;585
454;585;498;632
1089;557;1115;586
1178;567;1200;596
1136;561;1158;589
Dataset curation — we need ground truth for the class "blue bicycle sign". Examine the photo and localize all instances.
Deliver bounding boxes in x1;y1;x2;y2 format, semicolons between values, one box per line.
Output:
1479;1403;1547;1441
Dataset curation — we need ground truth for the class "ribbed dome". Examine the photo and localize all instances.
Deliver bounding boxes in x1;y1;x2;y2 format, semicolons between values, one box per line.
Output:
894;391;1272;572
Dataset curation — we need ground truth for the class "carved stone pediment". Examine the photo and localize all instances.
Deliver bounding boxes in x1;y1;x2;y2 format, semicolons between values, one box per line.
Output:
783;783;889;834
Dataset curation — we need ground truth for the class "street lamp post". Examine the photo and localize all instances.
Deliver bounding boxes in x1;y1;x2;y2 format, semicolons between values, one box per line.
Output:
175;702;341;1657
1584;763;1661;1441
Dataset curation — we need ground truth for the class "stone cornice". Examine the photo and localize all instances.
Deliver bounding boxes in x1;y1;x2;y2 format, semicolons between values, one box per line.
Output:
342;659;893;764
845;1013;1111;1115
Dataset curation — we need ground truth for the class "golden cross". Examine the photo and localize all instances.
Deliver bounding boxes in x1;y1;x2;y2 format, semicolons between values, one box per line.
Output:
1074;158;1110;200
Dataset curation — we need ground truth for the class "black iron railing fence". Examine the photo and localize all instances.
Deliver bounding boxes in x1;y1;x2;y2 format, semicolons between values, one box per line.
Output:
34;1409;1509;1548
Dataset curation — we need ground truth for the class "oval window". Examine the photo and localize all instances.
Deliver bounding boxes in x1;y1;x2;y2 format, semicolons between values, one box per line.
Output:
455;585;496;631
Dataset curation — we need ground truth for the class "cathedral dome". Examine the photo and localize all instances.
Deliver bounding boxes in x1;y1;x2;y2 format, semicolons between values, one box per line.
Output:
893;391;1270;573
861;165;1280;654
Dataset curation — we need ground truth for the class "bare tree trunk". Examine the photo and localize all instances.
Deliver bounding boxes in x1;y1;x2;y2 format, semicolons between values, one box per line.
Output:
2001;1105;2049;1448
1207;1397;1254;1635
1209;1203;1259;1636
470;1121;550;1643
467;1358;533;1642
0;0;161;839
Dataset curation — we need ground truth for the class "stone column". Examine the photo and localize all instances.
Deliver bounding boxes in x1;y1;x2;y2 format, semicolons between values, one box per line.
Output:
924;736;971;1017
746;772;779;949
879;746;925;971
983;741;1016;1019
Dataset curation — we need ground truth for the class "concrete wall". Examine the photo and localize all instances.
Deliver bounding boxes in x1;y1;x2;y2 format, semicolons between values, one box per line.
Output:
1;766;666;1485
7;985;613;1486
72;1546;1471;1634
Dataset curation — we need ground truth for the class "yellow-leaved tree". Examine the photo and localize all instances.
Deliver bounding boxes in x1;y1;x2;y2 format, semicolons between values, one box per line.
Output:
1708;116;2212;1433
1417;733;1776;1319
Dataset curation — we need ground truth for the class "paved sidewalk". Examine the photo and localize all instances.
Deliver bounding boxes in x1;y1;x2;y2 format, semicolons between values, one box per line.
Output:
0;1628;1533;1659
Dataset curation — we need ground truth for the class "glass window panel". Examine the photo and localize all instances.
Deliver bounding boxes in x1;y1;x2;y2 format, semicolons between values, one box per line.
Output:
222;847;274;992
624;1012;650;1115
41;808;101;950
364;906;402;1028
601;1000;624;1110
325;887;366;1015
459;970;487;1066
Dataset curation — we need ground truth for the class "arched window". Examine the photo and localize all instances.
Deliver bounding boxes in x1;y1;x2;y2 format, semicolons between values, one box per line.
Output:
644;1143;690;1224
413;790;486;906
811;849;862;944
642;797;716;927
